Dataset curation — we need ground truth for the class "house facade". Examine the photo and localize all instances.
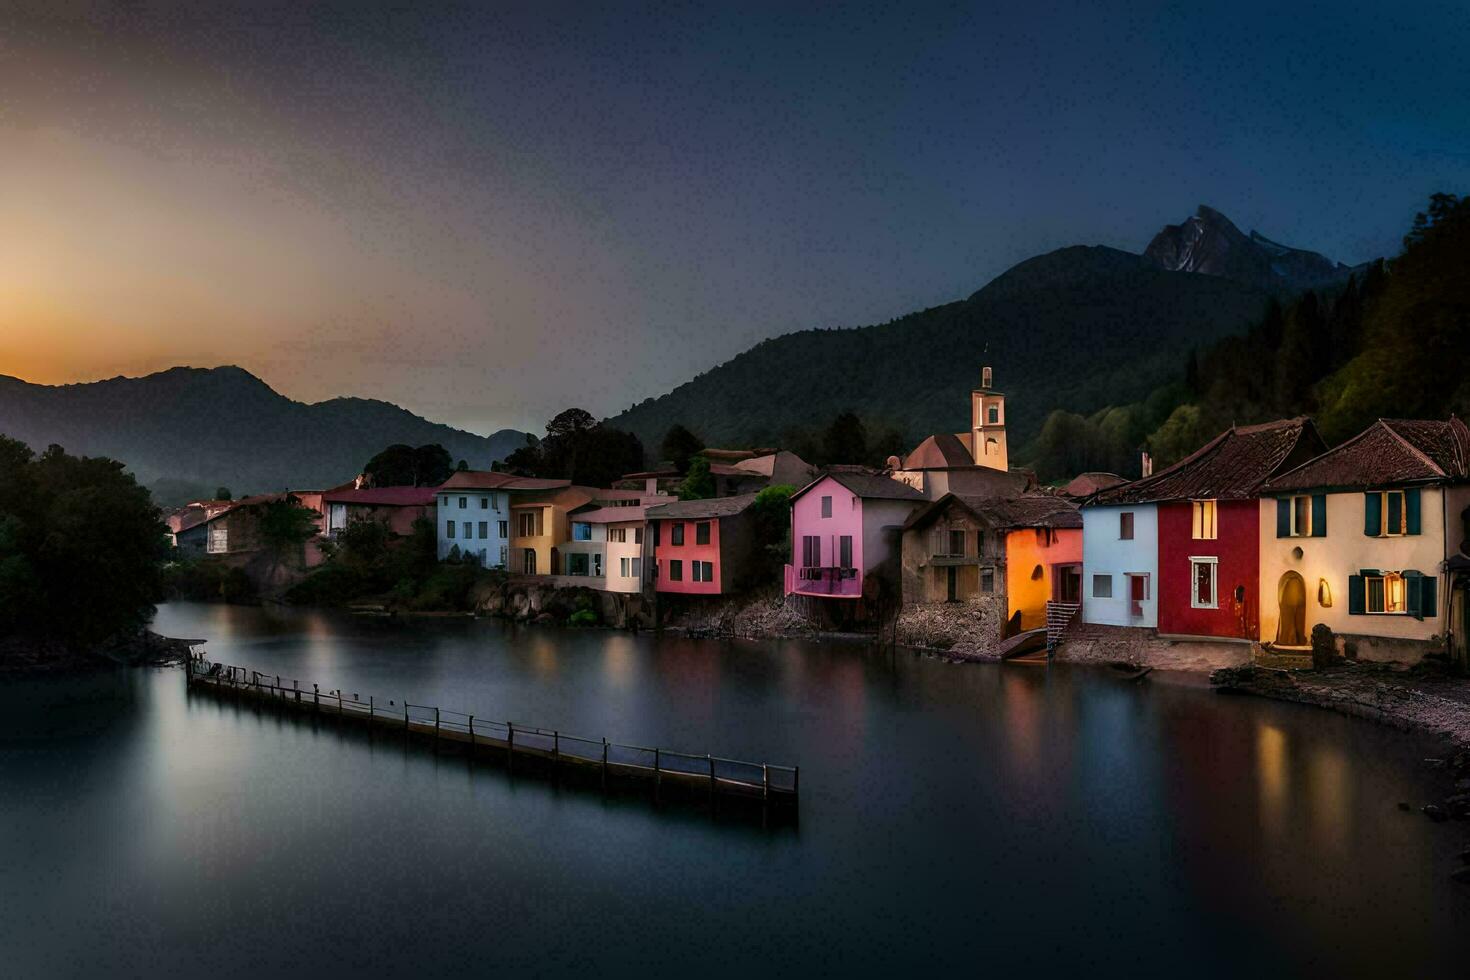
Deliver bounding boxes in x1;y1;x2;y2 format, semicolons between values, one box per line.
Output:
174;493;305;563
1083;418;1324;640
900;493;1081;635
324;486;437;539
647;493;761;596
435;472;571;568
785;471;925;602
1259;418;1470;663
556;503;653;593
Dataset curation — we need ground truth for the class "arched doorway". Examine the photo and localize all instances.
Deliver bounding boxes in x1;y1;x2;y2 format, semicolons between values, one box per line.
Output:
1276;571;1307;647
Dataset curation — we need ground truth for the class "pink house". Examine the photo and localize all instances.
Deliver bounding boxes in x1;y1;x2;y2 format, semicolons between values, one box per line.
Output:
785;471;925;600
646;492;761;596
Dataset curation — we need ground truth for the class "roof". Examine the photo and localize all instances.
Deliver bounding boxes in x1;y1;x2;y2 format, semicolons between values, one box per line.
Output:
700;447;778;462
904;492;1082;533
793;470;926;502
1063;472;1126;498
902;433;975;470
195;492;297;526
1263;418;1470;493
323;486;437;506
571;505;649;524
1091;417;1324;505
439;470;572;491
508;486;595;510
645;492;761;520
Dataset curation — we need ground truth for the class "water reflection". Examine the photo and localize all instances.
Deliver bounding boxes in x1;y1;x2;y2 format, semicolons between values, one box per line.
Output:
2;602;1466;979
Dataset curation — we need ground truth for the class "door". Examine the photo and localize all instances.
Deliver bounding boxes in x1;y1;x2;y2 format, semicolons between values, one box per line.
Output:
523;549;537;575
1275;572;1306;646
1128;574;1146;618
946;565;958;602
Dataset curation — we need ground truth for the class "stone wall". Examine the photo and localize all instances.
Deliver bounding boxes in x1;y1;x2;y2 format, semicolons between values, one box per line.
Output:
894;597;1007;660
1335;631;1442;665
1055;623;1253;672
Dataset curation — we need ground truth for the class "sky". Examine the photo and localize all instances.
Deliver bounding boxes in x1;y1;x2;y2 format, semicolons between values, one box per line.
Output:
2;1;1467;435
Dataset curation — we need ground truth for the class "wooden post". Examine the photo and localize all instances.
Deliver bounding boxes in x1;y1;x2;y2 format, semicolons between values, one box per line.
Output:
314;683;320;710
469;716;475;752
507;722;514;771
404;700;409;732
763;765;770;801
654;747;661;798
338;689;343;713
793;765;800;797
275;675;280;698
601;738;608;791
370;695;374;721
553;730;559;767
294;679;300;705
435;707;440;741
708;754;715;798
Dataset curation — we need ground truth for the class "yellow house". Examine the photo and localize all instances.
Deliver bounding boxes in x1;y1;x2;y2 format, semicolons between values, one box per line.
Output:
1258;418;1470;664
509;486;648;576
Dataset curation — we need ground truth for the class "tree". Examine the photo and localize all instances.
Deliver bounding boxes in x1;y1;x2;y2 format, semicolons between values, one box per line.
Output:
742;483;796;590
363;444;454;487
676;455;716;500
824;411;867;465
502;408;645;487
661;424;704;474
0;437;166;649
214;486;232;501
258;499;321;567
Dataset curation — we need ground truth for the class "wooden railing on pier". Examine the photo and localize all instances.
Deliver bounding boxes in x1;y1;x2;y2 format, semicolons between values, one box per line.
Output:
185;653;798;807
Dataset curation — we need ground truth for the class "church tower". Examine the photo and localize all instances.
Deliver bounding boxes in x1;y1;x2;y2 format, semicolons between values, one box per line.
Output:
970;366;1008;471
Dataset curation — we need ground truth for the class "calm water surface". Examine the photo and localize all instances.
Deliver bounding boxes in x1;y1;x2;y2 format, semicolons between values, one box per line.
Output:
3;602;1468;977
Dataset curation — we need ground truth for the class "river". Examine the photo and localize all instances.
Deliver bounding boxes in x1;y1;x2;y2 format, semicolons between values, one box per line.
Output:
1;601;1466;977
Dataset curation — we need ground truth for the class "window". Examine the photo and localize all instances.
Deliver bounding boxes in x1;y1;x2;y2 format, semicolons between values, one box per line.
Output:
498;546;507;567
480;497;489;509
1093;574;1113;598
987;406;999;424
947;530;966;557
1119;512;1134;540
1365;490;1412;536
620;557;629;577
463;522;474;540
446;520;456;539
1055;564;1082;604
820;496;832;518
568;553;590;576
593;553;602;577
634;527;643;544
1191;500;1217;540
802;535;821;567
838;535;853;569
478;521;488;539
696;522;711;545
1292;495;1311;536
701;561;714;582
980;568;995;593
207;525;228;554
572;522;592;541
1367;572;1406;614
692;561;705;582
668;559;683;582
671;523;685;546
976;530;985;554
1190;557;1218;609
459;497;467;509
498;520;508;538
609;527;626;543
439;495;448;508
631;557;641;578
517;512;537;536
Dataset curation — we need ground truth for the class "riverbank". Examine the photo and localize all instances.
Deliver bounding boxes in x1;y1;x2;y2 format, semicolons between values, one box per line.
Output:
0;629;195;674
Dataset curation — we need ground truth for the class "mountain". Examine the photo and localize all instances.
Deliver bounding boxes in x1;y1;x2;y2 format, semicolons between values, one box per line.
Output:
1144;205;1353;293
0;366;528;500
608;243;1275;454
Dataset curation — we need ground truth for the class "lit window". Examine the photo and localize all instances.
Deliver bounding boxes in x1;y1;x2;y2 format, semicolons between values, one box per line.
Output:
1366;572;1407;613
1291;495;1312;536
1190;557;1218;609
1191;500;1217;540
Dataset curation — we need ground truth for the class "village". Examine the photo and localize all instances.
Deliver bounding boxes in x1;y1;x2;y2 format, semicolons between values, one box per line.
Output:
162;365;1470;677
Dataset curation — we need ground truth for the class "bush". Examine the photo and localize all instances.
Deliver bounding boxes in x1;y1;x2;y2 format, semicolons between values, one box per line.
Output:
568;609;598;627
164;559;257;603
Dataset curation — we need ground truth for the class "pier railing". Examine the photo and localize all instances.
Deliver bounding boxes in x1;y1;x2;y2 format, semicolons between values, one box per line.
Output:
186;654;798;804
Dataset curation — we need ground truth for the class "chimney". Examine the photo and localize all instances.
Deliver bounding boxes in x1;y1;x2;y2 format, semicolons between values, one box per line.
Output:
1140;451;1153;478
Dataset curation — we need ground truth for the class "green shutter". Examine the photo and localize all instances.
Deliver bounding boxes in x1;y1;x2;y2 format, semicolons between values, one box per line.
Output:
1421;575;1438;619
1406;572;1423;621
1347;574;1365;615
1276;498;1291;537
1405;488;1422;535
1363;492;1381;536
1311;494;1327;537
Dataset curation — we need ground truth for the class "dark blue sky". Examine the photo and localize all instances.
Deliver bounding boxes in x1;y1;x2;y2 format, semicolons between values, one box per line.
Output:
3;1;1467;433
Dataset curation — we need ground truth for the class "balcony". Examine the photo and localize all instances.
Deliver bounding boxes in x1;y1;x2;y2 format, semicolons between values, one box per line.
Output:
784;564;861;597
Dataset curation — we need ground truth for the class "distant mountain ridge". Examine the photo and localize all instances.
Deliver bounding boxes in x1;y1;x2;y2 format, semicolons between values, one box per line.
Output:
0;366;527;498
1143;204;1355;293
607;206;1357;455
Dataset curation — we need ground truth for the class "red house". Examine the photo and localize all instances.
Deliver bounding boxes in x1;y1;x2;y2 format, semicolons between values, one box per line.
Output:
646;492;762;596
1090;418;1324;640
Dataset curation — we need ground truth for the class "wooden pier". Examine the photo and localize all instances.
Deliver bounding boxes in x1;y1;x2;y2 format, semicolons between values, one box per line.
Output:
185;653;799;809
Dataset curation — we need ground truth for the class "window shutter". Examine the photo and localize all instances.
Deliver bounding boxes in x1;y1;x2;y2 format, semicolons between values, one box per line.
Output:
1421;575;1438;619
1405;488;1422;535
1347;574;1365;615
1276;498;1290;537
1363;493;1381;536
1405;571;1423;621
1311;494;1327;537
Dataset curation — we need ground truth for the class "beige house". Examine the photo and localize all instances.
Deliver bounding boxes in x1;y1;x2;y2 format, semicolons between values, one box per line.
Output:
1259;418;1470;664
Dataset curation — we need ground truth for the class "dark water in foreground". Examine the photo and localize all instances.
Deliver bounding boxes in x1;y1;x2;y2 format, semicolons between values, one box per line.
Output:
2;603;1468;977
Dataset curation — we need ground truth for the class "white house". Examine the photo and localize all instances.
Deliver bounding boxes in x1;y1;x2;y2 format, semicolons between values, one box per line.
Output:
1080;502;1159;628
434;471;572;568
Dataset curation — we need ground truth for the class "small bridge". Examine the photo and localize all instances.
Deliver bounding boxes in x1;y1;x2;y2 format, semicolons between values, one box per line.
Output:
185;653;798;810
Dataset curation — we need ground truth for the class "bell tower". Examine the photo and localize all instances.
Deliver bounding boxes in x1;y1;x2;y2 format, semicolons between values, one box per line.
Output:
970;366;1008;471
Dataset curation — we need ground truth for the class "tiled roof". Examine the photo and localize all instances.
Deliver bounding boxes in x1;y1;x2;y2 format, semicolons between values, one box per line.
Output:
439;471;572;491
1091;417;1324;505
902;433;974;470
324;486;438;506
571;505;649;524
1264;418;1470;493
645;492;760;520
905;492;1081;532
1063;472;1126;498
794;470;926;502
